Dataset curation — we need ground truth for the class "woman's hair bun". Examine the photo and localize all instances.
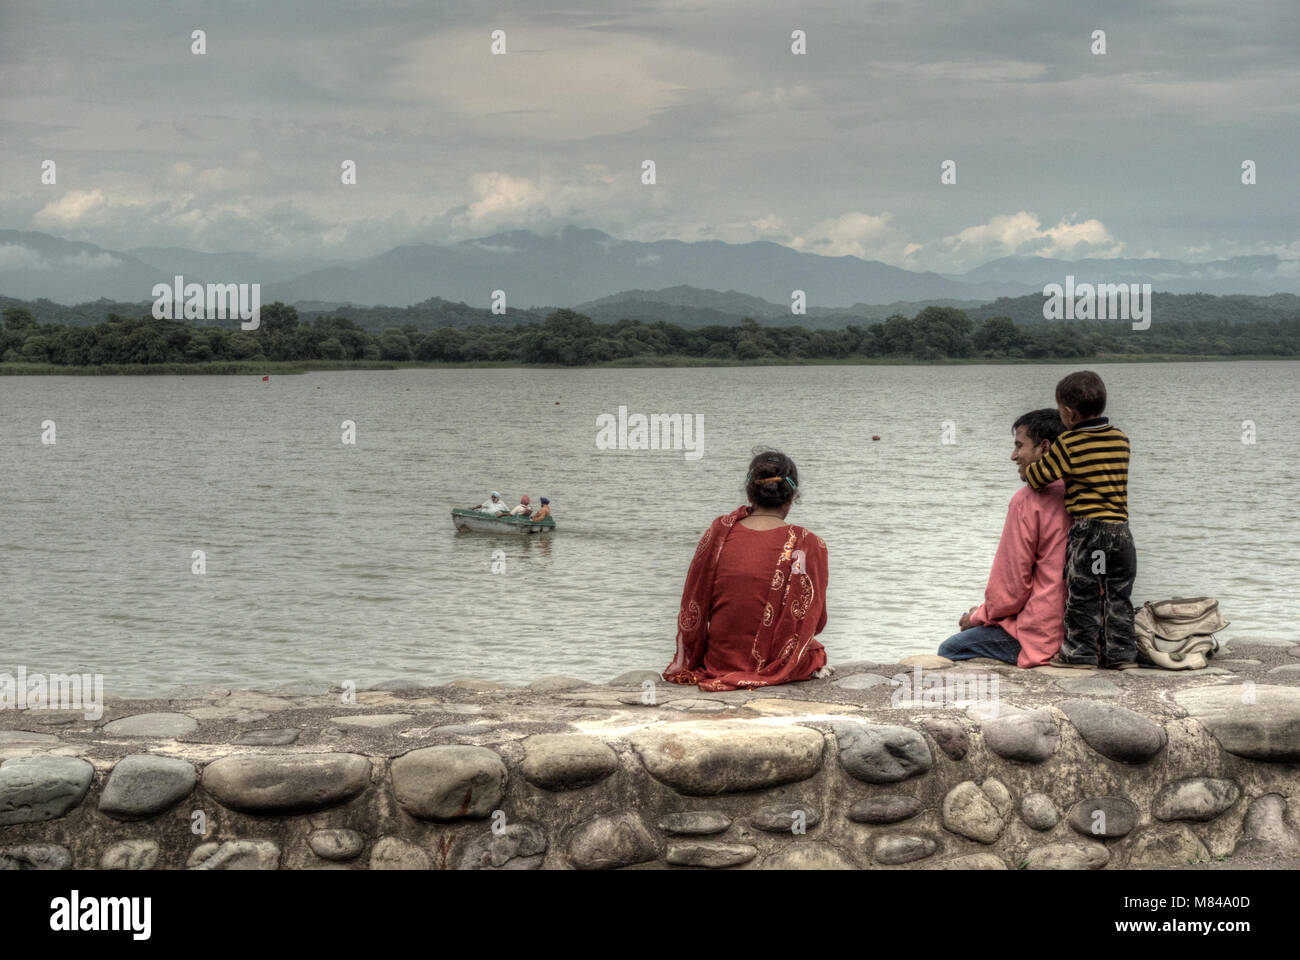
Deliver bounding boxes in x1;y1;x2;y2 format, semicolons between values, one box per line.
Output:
745;449;799;508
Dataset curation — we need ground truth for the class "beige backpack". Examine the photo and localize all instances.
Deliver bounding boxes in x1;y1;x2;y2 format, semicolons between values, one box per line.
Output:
1135;597;1228;670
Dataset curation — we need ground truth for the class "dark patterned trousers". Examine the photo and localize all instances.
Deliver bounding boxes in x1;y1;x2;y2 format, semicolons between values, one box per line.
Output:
1061;518;1138;666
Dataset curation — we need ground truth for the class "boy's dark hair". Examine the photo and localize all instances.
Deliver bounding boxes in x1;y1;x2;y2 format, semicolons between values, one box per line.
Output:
745;449;799;508
1013;408;1065;447
1055;370;1107;418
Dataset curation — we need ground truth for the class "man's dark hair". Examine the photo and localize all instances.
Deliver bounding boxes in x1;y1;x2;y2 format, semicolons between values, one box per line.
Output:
1055;370;1107;418
745;449;799;508
1013;408;1065;447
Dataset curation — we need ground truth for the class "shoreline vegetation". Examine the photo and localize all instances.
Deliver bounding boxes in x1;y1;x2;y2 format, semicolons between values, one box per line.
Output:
1;302;1297;374
0;353;1294;376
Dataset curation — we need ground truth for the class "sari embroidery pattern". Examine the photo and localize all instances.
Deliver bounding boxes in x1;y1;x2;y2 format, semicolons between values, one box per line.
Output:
791;575;814;620
678;600;702;633
777;530;795;563
749;527;798;672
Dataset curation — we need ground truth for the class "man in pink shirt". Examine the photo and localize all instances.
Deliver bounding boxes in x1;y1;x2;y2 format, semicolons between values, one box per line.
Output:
938;408;1070;667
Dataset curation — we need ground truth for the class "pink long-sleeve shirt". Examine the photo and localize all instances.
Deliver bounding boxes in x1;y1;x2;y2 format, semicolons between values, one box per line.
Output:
968;479;1070;667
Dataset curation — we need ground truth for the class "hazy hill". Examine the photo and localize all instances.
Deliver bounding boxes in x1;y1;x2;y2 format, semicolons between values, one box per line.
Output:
957;254;1296;296
961;291;1300;326
5;286;1296;335
4;226;1299;310
0;231;171;302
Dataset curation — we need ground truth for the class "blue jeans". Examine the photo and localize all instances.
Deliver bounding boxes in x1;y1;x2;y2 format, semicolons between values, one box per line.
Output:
938;625;1020;665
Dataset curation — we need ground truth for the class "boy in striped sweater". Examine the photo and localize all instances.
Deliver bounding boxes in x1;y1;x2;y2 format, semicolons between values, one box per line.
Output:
1025;371;1138;669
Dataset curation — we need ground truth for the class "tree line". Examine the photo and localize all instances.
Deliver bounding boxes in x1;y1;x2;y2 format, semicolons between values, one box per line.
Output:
2;303;1298;368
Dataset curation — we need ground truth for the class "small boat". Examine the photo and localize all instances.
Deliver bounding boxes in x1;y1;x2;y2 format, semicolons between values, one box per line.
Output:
452;508;556;535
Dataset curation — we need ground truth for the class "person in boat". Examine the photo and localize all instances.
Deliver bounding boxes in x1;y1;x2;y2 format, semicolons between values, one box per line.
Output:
663;450;830;692
472;492;509;516
509;495;532;517
530;497;551;522
938;408;1070;667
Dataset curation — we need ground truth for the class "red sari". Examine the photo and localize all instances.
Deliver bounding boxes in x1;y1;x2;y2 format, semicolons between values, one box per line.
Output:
664;505;829;691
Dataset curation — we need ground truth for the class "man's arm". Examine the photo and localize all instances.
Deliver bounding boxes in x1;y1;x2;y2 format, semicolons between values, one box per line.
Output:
968;493;1037;625
1025;436;1070;489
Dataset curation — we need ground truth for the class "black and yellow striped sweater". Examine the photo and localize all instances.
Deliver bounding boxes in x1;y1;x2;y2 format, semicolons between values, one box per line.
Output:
1025;417;1130;521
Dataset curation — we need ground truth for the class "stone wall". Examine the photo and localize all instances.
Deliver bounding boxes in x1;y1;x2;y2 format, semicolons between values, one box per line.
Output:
3;643;1300;869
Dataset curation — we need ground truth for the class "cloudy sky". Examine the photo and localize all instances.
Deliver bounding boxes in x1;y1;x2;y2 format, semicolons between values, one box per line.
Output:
1;0;1297;272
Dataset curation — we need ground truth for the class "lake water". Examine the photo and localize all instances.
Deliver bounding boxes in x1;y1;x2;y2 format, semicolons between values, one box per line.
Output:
3;361;1297;697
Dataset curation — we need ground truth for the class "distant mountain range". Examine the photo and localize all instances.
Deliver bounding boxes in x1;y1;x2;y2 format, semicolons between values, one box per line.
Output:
3;226;1299;309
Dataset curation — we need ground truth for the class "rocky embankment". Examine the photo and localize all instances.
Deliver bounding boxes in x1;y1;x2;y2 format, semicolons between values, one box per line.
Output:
3;641;1300;870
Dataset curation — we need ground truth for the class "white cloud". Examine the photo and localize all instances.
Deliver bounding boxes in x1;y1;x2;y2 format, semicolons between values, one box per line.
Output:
34;188;109;227
65;251;120;270
0;244;51;270
457;172;548;226
0;244;119;273
449;169;628;233
940;211;1124;262
1173;238;1300;264
788;212;906;261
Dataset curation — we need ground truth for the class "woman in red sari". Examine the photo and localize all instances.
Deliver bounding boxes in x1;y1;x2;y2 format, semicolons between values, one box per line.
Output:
664;450;830;691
